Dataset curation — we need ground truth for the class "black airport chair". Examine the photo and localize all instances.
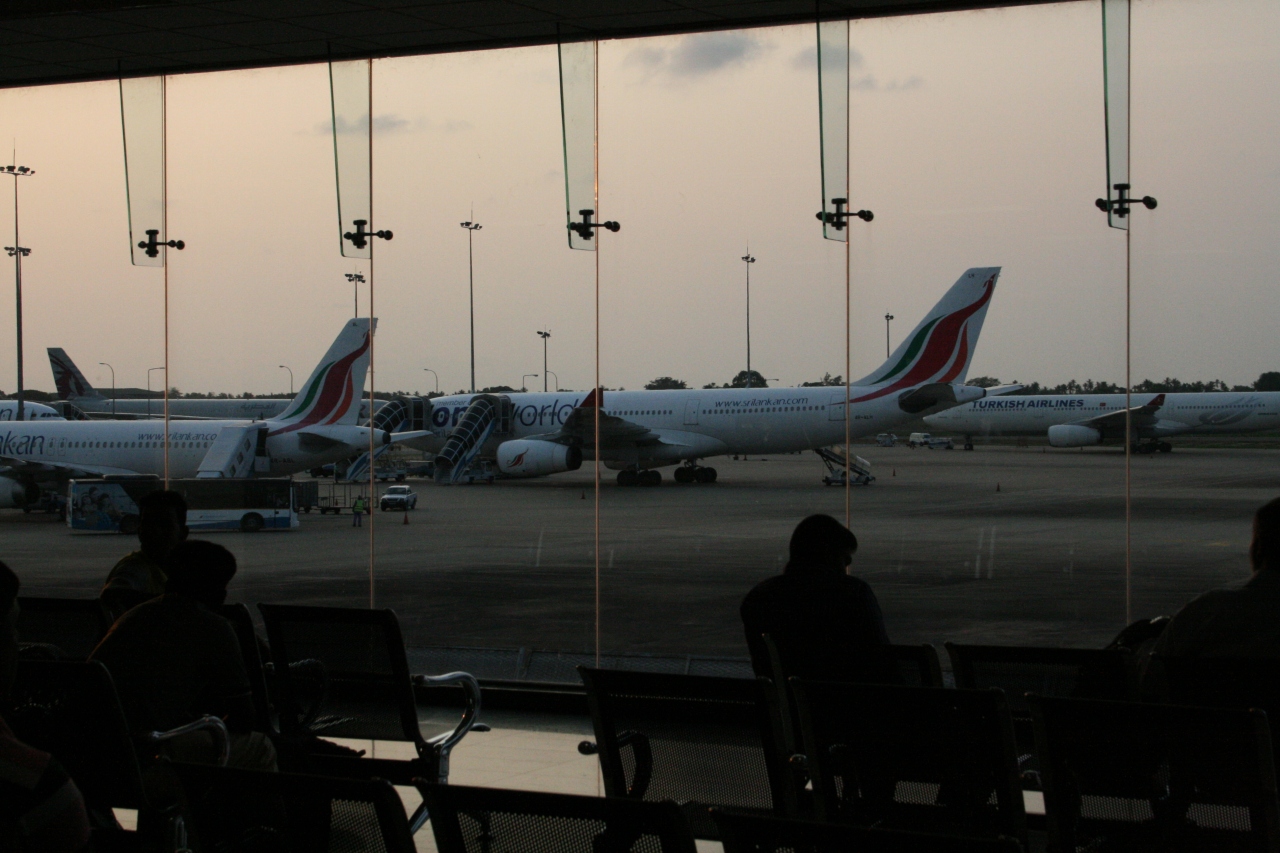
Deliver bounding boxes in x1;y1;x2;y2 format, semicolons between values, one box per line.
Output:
791;680;1027;847
217;602;274;733
946;643;1136;789
578;667;790;838
1030;694;1280;852
6;660;227;850
712;808;1025;853
167;762;416;853
420;783;697;853
16;595;111;660
257;603;481;832
1156;653;1280;726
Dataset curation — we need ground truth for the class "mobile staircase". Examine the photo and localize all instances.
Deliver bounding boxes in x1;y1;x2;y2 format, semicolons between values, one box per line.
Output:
815;445;875;486
433;394;513;485
344;396;431;483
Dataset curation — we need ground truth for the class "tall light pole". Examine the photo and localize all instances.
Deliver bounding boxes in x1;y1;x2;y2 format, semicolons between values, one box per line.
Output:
460;219;482;393
741;252;756;389
545;370;559;392
345;272;365;319
147;366;164;420
522;374;538;392
537;329;551;392
99;362;115;417
3;163;32;422
423;368;439;395
884;313;895;358
279;364;293;396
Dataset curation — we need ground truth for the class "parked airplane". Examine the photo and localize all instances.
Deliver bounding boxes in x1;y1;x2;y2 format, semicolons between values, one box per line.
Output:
0;319;417;507
421;267;1002;485
923;390;1280;452
0;401;66;421
48;348;293;420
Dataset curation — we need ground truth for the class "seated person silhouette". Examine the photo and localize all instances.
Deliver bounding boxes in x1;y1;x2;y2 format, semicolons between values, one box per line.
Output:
0;561;92;852
100;490;188;622
741;514;894;683
90;541;276;771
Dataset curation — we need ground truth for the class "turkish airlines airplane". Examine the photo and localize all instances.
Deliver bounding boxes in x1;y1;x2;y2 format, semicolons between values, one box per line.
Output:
924;390;1280;452
422;267;1002;485
0;319;417;507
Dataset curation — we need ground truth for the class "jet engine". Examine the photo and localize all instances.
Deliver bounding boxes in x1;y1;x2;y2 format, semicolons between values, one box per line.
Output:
1048;424;1102;448
496;440;582;477
0;478;36;508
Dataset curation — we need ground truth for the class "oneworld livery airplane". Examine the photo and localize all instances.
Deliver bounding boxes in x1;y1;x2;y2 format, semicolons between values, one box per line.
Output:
422;267;1002;485
0;319;418;507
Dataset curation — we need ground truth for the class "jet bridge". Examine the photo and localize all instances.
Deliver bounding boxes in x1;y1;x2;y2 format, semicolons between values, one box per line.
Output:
343;396;432;483
434;394;513;485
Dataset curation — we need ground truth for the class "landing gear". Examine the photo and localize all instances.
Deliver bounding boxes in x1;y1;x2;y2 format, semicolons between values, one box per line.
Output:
1157;441;1173;453
674;463;717;484
617;469;638;487
963;435;975;451
639;470;662;487
1131;440;1172;455
695;466;718;483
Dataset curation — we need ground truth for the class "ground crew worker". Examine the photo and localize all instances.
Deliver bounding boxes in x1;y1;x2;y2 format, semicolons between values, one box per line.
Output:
352;495;366;527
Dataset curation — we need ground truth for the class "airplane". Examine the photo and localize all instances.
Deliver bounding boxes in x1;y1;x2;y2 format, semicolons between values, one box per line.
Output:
0;319;421;508
0;400;67;421
419;267;1003;485
923;390;1280;452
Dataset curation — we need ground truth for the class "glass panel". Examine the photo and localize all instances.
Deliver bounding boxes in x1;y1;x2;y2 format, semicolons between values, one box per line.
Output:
558;39;597;251
817;18;849;242
119;76;166;267
1102;0;1130;230
330;59;372;259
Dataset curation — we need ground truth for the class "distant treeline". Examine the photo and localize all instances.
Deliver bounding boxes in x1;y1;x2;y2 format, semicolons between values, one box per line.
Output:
966;372;1280;394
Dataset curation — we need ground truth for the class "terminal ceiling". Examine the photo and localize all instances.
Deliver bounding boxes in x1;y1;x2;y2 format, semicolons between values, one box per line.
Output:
3;0;1064;89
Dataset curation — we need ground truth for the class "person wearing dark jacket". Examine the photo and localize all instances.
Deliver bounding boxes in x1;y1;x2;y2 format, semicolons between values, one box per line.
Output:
741;514;891;681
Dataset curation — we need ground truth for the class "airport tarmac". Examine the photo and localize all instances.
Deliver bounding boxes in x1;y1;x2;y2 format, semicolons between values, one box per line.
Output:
4;444;1276;657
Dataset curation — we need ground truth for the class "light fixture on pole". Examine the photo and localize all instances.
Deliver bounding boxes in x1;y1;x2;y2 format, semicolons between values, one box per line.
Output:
537;329;551;392
545;370;559;392
3;163;32;422
99;362;115;417
344;272;365;319
147;366;164;421
884;313;894;358
741;252;756;389
460;219;482;393
522;374;538;392
423;368;439;395
279;365;293;396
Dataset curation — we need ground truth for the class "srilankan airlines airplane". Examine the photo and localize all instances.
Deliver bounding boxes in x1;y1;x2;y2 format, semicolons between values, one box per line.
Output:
421;267;1003;485
0;319;419;508
924;390;1280;453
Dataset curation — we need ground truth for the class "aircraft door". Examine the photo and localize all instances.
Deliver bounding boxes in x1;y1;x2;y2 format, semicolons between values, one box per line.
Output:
828;390;846;421
57;437;66;457
684;399;700;426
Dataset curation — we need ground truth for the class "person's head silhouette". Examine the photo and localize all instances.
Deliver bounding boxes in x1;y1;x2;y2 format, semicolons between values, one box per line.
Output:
787;514;858;575
164;540;236;609
1250;497;1280;573
136;490;188;562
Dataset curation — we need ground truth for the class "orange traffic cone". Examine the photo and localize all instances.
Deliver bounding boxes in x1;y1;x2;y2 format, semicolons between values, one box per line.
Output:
996;483;1001;492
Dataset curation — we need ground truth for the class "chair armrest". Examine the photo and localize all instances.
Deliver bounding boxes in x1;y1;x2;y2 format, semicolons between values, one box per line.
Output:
414;671;482;755
618;730;653;798
144;715;231;767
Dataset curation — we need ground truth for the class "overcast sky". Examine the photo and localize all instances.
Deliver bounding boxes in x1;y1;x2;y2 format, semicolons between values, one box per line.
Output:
0;0;1273;398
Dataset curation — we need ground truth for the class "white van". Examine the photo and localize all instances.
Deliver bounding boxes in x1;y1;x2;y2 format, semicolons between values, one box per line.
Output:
909;432;954;450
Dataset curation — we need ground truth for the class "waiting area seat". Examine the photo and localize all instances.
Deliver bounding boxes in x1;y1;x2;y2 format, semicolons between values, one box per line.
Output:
257;603;482;831
168;762;417;853
217;602;274;733
791;680;1027;847
1031;694;1280;851
578;667;788;838
712;809;1025;853
421;782;697;853
16;595;111;660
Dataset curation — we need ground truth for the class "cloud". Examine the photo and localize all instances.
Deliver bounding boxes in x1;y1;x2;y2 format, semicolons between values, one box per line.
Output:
790;44;864;71
626;32;768;79
851;74;924;92
315;114;471;136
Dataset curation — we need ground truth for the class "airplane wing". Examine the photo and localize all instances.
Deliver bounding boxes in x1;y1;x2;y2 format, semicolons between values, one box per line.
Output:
529;390;663;450
1067;393;1166;430
0;456;143;480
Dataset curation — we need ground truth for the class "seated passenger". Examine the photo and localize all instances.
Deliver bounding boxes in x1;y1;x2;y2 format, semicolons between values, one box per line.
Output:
90;541;276;772
0;561;92;853
1144;497;1280;690
741;514;892;682
100;490;189;622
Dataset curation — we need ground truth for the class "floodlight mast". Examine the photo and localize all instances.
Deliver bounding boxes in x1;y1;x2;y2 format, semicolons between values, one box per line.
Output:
345;272;365;319
3;163;33;422
884;313;894;358
537;330;551;392
741;252;755;388
461;219;482;394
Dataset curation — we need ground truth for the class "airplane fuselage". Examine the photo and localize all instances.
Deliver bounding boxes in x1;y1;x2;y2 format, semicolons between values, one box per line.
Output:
925;392;1280;439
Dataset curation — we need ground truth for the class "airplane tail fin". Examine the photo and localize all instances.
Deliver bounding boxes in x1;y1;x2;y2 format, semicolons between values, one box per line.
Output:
47;348;101;400
851;267;1000;398
273;318;375;428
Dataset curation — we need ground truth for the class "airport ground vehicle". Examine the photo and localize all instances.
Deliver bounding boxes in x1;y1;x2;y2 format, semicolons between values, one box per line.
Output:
69;477;298;532
875;433;897;447
380;485;418;511
908;432;954;450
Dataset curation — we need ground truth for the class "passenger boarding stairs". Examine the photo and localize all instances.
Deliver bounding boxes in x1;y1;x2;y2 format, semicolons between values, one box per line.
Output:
814;445;875;486
197;425;268;479
344;396;431;483
434;394;513;485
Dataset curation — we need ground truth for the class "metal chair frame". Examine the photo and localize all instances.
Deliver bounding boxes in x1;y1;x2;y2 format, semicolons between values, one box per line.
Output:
16;595;111;660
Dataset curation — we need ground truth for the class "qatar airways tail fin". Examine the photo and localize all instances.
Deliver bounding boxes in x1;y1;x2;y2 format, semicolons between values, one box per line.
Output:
272;318;375;428
48;348;103;400
852;267;1000;391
